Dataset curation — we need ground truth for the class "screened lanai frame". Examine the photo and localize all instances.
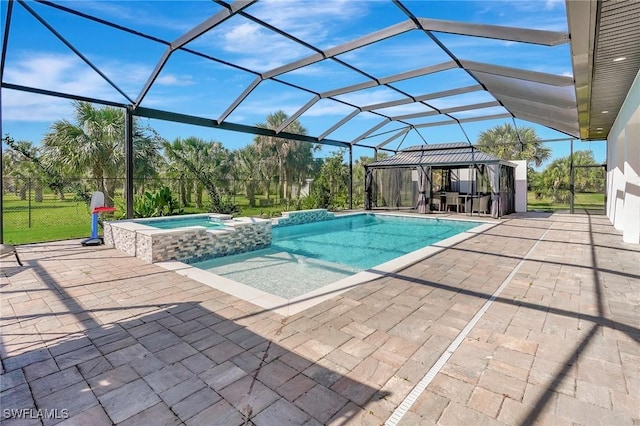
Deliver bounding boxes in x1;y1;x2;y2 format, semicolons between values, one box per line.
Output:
363;143;516;218
0;0;582;242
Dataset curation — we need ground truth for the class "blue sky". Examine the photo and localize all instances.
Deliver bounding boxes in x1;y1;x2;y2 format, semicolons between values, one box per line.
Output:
1;0;606;166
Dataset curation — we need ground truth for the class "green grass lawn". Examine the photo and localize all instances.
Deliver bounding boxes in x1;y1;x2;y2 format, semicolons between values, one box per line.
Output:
527;191;604;212
2;192;288;245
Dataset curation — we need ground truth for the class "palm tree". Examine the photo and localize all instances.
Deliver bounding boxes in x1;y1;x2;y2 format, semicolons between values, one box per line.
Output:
233;145;260;207
163;137;233;211
253;111;317;200
540;150;601;202
42;102;123;206
41;101;161;207
133;128;165;193
476;123;551;167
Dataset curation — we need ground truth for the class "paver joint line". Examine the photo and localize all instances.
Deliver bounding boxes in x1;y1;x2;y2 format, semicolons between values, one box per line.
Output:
385;226;552;426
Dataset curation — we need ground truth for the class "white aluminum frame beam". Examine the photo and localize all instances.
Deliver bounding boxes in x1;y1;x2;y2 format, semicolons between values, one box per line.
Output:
389;101;501;121
351;118;391;145
412;113;512;129
463;60;575;86
362;85;483;112
219;20;417;126
318;109;360;140
376;127;411;149
135;0;256;106
275;95;320;133
320;61;456;98
417;18;569;46
262;20;417;80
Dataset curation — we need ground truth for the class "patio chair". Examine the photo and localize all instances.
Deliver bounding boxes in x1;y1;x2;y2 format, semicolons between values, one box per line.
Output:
445;192;461;212
472;195;491;214
431;194;442;211
0;244;23;266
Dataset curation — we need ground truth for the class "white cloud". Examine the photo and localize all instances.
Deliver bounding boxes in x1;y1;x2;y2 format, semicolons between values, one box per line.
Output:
545;0;563;11
2;90;75;123
3;53;117;121
156;73;194;86
335;87;399;106
75;1;195;34
192;0;370;73
248;0;370;47
2;52;179;121
196;21;311;72
304;102;356;117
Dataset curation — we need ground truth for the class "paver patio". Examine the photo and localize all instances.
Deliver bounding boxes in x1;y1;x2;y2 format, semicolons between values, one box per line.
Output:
1;213;638;425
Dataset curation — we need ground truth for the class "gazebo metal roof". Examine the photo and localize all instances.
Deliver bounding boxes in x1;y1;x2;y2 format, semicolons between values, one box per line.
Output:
366;143;514;169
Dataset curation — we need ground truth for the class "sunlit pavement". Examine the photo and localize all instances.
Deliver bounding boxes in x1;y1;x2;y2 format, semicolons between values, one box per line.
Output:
1;213;638;425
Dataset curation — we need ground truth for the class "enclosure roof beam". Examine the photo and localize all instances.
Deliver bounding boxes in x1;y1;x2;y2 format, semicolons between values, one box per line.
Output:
261;20;417;79
390;101;501;121
417;18;569;46
350;118;392;145
462;60;575;86
18;0;134;104
0;0;14;84
276;95;320;134
361;84;483;112
320;61;456;99
412;112;512;129
217;76;262;124
318;109;361;141
133;106;351;148
135;0;255;107
376;127;411;149
2;82;130;109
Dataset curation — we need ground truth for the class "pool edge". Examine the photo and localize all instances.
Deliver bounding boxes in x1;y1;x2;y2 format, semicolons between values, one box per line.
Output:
154;214;500;317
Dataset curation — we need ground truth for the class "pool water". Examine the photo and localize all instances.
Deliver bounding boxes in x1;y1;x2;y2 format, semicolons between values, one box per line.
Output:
192;214;480;299
139;217;226;230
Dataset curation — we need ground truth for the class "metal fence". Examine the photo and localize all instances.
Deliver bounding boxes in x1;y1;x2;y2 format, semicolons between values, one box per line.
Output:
1;176;323;244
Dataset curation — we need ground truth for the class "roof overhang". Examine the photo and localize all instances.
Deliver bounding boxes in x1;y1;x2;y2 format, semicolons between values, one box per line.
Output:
567;0;640;140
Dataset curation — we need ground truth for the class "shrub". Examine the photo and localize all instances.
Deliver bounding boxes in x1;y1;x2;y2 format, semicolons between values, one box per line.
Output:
132;186;183;218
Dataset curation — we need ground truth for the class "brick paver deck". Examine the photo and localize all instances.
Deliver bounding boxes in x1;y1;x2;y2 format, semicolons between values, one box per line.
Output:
1;213;638;425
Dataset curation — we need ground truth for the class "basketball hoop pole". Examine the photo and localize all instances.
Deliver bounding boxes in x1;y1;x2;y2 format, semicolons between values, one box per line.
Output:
82;206;116;246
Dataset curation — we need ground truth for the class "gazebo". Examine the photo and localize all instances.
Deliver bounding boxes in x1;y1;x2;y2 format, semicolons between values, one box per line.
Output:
364;143;517;218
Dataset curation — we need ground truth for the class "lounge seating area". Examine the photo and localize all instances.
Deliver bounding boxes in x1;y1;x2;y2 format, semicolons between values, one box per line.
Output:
431;192;492;215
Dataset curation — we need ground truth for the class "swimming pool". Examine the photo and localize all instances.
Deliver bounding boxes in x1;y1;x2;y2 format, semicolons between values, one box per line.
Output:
137;216;226;230
192;214;481;299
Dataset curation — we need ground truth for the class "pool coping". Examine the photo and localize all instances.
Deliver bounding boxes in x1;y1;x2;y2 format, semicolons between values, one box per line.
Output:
155;212;499;316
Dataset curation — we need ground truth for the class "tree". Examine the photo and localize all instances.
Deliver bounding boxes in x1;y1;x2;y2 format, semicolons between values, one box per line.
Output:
538;150;601;202
2;138;40;200
308;151;349;209
41;101;160;207
253;111;317;200
233;145;260;208
163;137;233;212
3;135;61;201
133;128;165;192
476;123;551;167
